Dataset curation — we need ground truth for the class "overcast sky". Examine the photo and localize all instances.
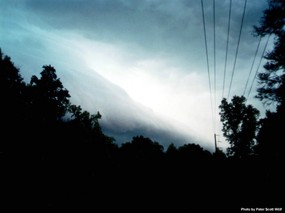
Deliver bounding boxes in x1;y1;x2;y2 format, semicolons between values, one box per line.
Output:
0;0;270;151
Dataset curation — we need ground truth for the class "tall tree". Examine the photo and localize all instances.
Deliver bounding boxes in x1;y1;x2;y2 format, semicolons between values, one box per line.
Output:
28;65;70;123
0;49;26;155
219;96;260;158
254;0;285;105
0;49;26;118
254;0;285;160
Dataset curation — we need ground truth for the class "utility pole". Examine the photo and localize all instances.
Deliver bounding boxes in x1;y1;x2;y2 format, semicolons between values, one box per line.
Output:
214;133;217;153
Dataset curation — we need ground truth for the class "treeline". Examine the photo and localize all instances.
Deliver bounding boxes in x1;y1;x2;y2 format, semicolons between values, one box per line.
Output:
0;48;283;212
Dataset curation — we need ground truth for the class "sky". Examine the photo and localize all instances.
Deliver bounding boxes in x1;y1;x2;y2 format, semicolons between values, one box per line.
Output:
0;0;271;151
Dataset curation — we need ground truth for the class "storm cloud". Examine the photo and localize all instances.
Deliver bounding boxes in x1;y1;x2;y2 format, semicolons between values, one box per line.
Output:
0;0;269;150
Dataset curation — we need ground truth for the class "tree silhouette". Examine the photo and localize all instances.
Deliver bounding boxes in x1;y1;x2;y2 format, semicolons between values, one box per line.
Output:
119;135;164;164
28;65;70;123
0;49;24;93
254;0;285;105
219;96;260;158
0;49;26;118
253;0;285;162
69;104;103;133
177;143;211;162
0;49;27;157
165;143;178;159
256;109;284;160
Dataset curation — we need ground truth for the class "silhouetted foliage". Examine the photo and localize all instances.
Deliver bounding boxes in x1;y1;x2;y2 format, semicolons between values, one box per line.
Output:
177;143;211;162
256;109;285;161
254;0;285;105
27;65;70;123
219;96;260;158
165;143;178;158
119;135;164;166
254;0;285;164
1;48;283;212
0;49;26;122
0;49;26;157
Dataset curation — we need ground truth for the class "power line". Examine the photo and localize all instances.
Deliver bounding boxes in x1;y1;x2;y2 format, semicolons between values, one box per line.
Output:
222;0;232;99
247;34;270;100
213;0;216;132
243;36;262;97
227;0;248;99
201;0;215;133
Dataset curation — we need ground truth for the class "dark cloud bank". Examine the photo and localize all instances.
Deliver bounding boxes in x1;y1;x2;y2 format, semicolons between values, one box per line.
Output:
0;0;269;150
63;67;201;149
